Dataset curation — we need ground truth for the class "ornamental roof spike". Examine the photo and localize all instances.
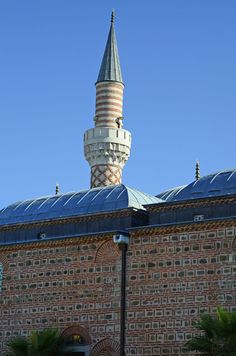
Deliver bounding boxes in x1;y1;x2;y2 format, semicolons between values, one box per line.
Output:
195;160;200;180
55;182;60;195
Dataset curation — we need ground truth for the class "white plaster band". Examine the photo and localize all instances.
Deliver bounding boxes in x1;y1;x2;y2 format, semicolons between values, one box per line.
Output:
96;88;123;96
96;107;122;114
96;101;122;108
95;114;122;118
96;82;124;90
96;98;123;106
96;106;122;116
84;127;132;145
96;94;123;102
96;91;123;99
94;119;117;123
96;85;123;91
95;121;117;127
96;111;122;121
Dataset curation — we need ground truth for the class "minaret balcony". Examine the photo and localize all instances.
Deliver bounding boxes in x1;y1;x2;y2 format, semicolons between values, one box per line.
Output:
84;127;131;168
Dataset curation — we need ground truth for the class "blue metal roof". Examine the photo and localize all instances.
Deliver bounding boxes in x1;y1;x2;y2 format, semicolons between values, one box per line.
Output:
156;186;187;201
97;12;123;84
157;169;236;202
0;185;162;226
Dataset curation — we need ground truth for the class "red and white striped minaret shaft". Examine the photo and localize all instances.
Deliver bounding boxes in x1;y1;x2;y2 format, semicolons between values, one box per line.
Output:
84;12;131;188
95;81;124;128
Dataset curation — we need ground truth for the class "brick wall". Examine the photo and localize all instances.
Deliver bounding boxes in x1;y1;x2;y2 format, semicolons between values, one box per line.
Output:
0;225;235;355
0;237;121;353
125;226;236;355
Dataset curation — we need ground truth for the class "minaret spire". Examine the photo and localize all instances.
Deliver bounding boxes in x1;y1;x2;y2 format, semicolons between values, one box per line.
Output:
97;10;123;84
84;12;132;188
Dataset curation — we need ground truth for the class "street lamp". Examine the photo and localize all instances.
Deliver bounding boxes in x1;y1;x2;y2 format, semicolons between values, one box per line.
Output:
113;232;130;356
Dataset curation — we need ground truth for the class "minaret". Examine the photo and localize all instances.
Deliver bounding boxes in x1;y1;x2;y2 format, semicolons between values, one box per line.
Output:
84;11;132;188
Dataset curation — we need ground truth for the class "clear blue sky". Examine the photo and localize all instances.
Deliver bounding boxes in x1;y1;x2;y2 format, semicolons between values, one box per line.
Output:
0;0;236;207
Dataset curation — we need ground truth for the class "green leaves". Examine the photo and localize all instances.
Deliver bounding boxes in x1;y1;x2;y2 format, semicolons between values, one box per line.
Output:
6;337;28;356
6;329;65;356
185;307;236;356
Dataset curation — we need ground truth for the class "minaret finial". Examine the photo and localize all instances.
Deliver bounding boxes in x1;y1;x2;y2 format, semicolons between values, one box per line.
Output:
55;182;60;195
111;10;115;23
195;160;200;180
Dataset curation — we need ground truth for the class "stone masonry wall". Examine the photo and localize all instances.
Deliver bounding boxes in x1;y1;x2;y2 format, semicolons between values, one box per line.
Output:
0;225;235;355
125;226;236;355
0;237;121;353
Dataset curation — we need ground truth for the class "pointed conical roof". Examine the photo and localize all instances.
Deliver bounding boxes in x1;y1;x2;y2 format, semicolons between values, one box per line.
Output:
97;11;123;84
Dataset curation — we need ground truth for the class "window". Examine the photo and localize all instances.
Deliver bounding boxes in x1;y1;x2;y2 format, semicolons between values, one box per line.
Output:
193;214;204;222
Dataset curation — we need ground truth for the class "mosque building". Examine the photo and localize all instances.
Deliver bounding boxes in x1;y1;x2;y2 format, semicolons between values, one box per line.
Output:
0;12;236;356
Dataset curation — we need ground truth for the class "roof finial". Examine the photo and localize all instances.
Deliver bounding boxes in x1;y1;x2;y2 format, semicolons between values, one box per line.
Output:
195;160;200;180
55;182;60;195
111;10;115;23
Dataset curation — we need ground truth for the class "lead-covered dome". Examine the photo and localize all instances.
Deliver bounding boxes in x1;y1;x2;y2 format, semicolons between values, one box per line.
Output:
157;169;236;202
0;184;162;226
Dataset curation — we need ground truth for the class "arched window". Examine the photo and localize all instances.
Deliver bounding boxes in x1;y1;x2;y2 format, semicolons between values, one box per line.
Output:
66;334;85;346
61;326;91;356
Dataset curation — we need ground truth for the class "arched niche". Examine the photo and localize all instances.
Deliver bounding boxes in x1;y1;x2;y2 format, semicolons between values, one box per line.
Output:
61;325;91;356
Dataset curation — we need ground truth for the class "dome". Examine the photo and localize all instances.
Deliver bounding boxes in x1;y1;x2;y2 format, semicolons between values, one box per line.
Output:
0;184;163;226
157;169;236;202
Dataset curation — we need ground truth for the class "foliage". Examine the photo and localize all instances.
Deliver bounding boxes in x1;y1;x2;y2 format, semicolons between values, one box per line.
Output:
6;328;65;356
185;307;236;356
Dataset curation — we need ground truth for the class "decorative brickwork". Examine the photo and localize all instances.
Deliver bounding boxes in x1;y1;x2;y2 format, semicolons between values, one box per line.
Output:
95;240;120;263
0;254;9;293
0;237;121;353
0;226;236;355
124;226;236;355
95;82;124;129
0;254;9;271
90;338;121;356
91;165;121;188
61;325;91;344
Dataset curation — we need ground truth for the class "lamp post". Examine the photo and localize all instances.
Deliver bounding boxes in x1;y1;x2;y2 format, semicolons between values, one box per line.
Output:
113;232;129;356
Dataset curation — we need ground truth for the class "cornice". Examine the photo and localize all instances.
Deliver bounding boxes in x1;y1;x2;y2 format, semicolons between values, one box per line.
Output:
0;208;134;233
130;218;236;237
146;195;236;212
1;219;235;252
0;232;113;252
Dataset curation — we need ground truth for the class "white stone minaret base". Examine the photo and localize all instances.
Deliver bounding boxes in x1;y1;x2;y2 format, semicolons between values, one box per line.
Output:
84;127;131;189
